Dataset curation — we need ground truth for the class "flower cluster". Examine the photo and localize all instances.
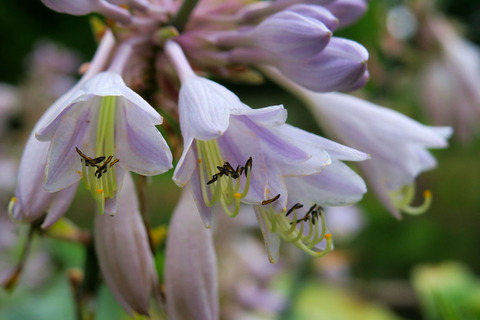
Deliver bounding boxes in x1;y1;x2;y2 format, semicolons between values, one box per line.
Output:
6;0;451;317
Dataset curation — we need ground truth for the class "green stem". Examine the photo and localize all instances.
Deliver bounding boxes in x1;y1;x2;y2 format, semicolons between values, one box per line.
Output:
170;0;200;32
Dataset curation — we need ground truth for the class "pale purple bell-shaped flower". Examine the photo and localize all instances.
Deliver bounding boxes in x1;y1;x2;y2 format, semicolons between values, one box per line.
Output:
95;173;158;316
421;16;480;142
166;40;336;227
166;40;369;261
9;132;78;228
40;0;133;24
35;71;172;214
214;9;333;61
301;91;451;218
165;185;218;320
254;125;367;262
324;0;367;28
9;31;117;227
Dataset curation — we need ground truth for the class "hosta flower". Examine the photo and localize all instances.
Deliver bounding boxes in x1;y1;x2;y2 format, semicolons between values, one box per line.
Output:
165;185;218;320
95;173;158;316
35;71;172;214
166;40;368;260
9;132;77;228
272;80;451;217
421;16;480;142
254;125;367;262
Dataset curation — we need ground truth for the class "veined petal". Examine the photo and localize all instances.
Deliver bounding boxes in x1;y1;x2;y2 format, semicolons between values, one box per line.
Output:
286;161;367;206
179;77;243;141
12;134;56;221
234;116;310;163
254;206;281;264
44;105;92;192
231;104;287;127
165;185;219;320
42;183;79;228
116;101;172;175
280;124;369;161
173;138;197;187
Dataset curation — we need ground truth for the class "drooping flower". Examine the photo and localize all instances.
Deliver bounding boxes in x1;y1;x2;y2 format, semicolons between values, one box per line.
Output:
9;31;117;225
165;40;369;260
95;173;158;316
267;69;451;217
165;185;218;320
421;16;480;142
35;71;172;214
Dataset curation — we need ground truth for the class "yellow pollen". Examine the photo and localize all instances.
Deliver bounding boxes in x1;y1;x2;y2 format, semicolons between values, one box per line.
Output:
423;190;432;198
325;233;332;239
197;159;202;164
10;197;17;203
76;170;82;175
95;189;104;194
233;192;242;199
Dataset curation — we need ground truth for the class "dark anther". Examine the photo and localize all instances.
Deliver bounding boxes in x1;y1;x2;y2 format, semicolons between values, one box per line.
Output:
244;157;253;176
76;147;105;168
262;194;281;206
285;203;303;217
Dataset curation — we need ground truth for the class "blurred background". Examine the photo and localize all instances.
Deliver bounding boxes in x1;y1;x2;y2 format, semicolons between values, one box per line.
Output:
1;0;480;319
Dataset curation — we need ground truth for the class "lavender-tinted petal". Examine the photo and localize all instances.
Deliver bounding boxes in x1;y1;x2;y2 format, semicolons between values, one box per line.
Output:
253;11;332;60
95;173;157;316
231;104;287;127
287;4;339;31
104;166;126;215
173;138;197;187
277;37;369;92
317;93;450;147
165;185;218;320
233;116;310;164
12;134;55;221
116;100;172;175
41;183;78;228
179;77;242;141
254;206;281;264
282;124;368;161
325;0;367;28
189;171;215;228
44;105;92;192
286;161;367;206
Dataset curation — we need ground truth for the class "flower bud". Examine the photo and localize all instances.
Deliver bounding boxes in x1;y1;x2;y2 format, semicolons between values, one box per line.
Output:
94;173;158;316
325;0;367;28
276;37;369;92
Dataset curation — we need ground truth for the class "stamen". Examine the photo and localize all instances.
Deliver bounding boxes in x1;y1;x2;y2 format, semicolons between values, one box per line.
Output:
390;184;433;215
262;194;280;205
8;197;17;217
76;96;119;213
257;202;333;257
196;139;252;218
